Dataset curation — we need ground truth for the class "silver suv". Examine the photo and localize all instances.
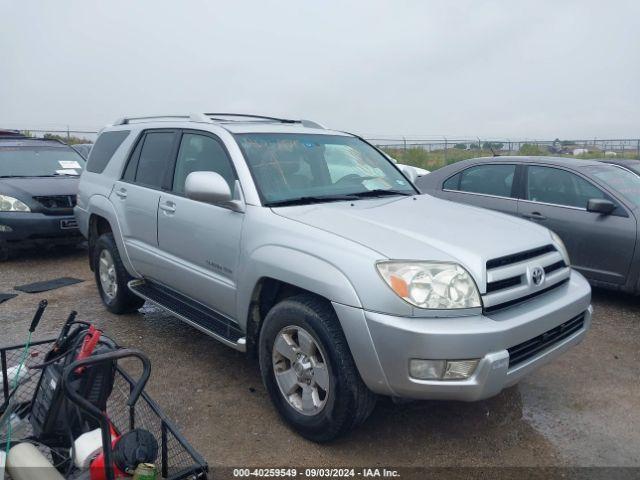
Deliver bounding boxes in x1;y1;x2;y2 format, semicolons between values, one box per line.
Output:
75;113;592;441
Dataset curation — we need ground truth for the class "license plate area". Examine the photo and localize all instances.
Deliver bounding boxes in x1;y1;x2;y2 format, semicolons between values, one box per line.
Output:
60;219;78;230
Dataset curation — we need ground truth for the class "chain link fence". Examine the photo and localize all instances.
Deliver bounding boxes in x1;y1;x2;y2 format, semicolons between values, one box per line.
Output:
12;127;640;170
364;137;640;170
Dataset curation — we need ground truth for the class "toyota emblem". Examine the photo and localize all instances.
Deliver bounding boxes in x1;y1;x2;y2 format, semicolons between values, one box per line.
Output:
531;266;545;286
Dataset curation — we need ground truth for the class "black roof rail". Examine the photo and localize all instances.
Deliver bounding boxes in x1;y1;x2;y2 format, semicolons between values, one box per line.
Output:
204;113;298;123
204;113;325;129
113;115;192;125
111;113;326;129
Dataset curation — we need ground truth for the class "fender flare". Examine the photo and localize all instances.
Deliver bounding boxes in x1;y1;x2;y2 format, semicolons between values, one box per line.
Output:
238;246;393;394
87;194;140;277
238;245;363;328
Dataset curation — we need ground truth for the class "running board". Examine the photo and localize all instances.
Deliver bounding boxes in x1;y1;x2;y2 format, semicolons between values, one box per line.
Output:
128;279;246;352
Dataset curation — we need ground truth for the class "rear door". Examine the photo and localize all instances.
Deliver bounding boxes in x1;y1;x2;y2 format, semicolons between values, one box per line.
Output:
517;164;635;286
439;163;519;215
155;130;244;318
111;129;179;277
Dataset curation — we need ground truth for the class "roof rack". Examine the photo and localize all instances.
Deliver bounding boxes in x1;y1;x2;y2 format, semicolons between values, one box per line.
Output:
204;113;325;129
112;113;326;129
112;115;194;126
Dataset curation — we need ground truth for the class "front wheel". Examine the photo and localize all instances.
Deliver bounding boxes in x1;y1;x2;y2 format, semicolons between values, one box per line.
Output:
93;233;145;314
259;294;376;442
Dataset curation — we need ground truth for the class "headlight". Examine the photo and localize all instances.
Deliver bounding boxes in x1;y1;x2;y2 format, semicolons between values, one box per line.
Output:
376;261;481;309
550;230;570;265
0;195;30;212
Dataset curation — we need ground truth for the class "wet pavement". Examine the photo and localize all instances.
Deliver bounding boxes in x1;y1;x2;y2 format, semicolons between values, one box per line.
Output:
1;247;639;470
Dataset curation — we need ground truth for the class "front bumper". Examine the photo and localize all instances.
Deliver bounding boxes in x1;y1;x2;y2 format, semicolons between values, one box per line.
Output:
334;270;592;400
0;212;83;249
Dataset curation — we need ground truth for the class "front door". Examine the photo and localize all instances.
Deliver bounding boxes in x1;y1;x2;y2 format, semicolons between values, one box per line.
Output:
156;131;244;318
518;165;636;286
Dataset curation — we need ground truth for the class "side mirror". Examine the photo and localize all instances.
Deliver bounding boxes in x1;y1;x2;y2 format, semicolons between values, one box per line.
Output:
185;171;244;212
587;198;616;215
397;164;418;183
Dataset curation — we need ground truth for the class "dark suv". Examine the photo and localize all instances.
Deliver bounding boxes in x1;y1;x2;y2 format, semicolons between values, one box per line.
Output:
0;134;86;260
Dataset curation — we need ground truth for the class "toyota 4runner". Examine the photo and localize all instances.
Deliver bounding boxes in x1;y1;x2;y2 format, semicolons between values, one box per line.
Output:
75;113;592;441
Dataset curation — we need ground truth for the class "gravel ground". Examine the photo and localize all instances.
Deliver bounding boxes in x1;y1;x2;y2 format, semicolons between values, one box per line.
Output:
1;247;639;476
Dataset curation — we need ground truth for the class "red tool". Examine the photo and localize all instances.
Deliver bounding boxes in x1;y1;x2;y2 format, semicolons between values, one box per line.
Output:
75;325;101;374
89;424;125;480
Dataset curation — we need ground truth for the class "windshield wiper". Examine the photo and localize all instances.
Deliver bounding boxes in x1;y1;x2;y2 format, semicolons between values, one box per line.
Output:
265;194;358;207
349;189;415;198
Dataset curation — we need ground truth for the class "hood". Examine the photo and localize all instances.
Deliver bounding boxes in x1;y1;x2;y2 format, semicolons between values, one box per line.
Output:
0;176;79;199
273;194;553;288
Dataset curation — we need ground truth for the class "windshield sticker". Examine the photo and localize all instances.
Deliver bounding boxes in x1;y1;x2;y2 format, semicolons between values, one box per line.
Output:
59;160;81;169
56;169;79;176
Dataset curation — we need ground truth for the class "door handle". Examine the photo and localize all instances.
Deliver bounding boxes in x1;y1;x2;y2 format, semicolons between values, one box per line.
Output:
522;211;546;221
159;201;176;213
114;188;127;199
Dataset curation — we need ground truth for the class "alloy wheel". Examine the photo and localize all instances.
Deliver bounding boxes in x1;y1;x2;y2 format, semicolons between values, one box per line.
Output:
272;325;330;416
98;249;118;301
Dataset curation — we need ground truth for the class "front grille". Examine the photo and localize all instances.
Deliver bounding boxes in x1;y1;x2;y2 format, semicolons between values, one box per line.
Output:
483;244;570;312
486;275;521;293
507;312;586;368
544;261;565;274
33;195;77;215
484;278;568;313
486;245;556;269
486;259;567;295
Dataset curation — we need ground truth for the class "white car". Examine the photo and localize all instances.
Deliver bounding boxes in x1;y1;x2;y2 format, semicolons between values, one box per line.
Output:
383;153;429;177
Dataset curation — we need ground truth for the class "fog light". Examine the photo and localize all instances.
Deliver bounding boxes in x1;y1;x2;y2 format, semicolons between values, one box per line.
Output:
0;225;12;232
443;360;479;379
409;359;445;380
409;359;479;380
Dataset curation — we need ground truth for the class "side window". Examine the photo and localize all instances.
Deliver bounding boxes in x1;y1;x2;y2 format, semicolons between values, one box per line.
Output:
122;136;143;182
443;173;460;190
172;133;236;194
134;132;176;189
86;130;130;173
526;166;606;208
457;164;516;197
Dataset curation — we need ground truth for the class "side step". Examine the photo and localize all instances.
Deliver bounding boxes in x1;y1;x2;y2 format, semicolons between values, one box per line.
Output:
128;279;246;352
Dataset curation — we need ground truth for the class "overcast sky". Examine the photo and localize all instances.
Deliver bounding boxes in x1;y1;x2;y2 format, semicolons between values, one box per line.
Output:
1;0;638;140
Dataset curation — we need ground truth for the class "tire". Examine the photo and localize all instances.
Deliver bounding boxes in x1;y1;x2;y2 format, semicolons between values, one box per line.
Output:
92;233;145;314
259;294;377;442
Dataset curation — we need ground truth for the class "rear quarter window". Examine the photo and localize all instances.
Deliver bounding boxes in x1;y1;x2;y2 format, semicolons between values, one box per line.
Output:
443;173;461;190
86;131;130;173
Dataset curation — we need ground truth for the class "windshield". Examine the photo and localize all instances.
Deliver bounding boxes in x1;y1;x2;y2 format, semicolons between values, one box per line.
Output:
0;145;86;177
582;164;640;207
235;133;416;205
